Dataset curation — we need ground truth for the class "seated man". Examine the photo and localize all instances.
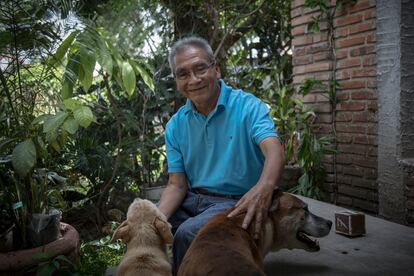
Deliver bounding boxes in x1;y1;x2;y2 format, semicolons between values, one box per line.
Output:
158;36;285;275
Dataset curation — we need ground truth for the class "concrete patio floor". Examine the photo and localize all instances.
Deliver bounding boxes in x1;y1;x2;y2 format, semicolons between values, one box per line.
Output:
264;196;414;276
106;195;414;276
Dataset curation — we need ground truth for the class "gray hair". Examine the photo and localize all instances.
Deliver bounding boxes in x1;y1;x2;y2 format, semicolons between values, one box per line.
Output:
168;36;215;73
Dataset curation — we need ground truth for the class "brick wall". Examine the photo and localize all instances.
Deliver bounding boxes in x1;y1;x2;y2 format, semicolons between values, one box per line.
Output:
291;0;378;213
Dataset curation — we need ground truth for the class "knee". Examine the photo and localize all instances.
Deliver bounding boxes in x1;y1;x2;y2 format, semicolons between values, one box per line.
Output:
173;222;197;246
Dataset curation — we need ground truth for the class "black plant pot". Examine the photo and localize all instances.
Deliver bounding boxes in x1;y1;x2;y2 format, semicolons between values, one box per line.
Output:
26;209;61;248
0;227;13;253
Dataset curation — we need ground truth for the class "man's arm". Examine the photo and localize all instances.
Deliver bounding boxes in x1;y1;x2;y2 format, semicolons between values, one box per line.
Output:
158;172;188;219
228;137;285;238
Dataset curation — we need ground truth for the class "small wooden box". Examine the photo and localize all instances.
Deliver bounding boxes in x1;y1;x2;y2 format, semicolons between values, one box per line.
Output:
335;210;366;236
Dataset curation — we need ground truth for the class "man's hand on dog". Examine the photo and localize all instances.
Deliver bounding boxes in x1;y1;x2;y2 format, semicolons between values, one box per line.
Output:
227;181;275;239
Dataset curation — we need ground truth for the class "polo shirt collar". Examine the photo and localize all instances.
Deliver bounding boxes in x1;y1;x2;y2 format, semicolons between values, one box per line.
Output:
217;79;231;107
184;79;231;114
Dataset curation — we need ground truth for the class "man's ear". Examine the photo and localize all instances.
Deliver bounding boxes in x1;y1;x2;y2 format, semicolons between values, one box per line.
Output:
214;62;221;79
111;220;130;243
154;216;174;244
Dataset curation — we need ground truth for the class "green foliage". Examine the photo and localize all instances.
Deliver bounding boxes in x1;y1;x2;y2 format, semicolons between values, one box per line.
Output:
50;31;79;68
121;61;136;97
289;128;335;199
260;77;321;165
225;0;292;84
52;26;156;109
1;1;162;244
43;112;69;134
130;60;155;93
300;78;323;95
0;0;60;55
328;79;340;105
52;23;171;210
308;15;322;33
12;140;37;178
304;0;329;11
301;0;359;199
63;118;79;135
269;78;336;199
229;50;330;199
72;106;94;128
270;87;299;162
303;0;332;33
2;0;337;250
0;0;80;248
304;0;359;33
78;235;125;276
260;76;333;199
28;253;79;276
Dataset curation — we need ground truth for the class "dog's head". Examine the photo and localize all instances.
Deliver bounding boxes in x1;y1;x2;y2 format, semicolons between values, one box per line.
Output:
268;191;332;252
111;198;173;245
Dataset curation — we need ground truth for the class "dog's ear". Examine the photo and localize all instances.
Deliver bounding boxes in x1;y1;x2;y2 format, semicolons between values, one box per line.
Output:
269;188;283;212
154;216;174;244
111;220;131;243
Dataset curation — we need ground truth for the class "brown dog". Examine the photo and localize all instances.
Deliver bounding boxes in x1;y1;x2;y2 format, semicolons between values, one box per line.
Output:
111;198;173;276
178;191;332;276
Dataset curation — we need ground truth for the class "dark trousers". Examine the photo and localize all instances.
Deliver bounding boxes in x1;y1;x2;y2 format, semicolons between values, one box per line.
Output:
168;191;239;275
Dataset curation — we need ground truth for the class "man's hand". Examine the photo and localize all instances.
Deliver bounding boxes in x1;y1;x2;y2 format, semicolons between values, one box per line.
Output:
227;137;284;239
227;181;274;239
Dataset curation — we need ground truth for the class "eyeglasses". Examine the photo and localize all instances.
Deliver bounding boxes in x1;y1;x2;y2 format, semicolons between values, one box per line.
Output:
175;61;215;81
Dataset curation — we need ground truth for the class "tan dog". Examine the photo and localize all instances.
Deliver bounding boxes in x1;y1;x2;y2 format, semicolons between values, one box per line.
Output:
178;191;332;276
111;198;173;276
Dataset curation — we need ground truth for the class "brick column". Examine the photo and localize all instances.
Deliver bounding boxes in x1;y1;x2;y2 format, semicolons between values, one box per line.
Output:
400;0;414;226
291;0;378;213
377;0;414;225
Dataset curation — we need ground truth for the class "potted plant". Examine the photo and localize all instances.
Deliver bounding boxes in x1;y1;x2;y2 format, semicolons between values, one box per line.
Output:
269;79;335;199
0;105;83;272
0;163;66;244
0;1;83;272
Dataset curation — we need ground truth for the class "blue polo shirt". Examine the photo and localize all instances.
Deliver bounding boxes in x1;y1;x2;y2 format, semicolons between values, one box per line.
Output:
165;80;278;195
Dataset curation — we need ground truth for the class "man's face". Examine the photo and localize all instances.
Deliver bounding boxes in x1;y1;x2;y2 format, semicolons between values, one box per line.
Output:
174;46;221;109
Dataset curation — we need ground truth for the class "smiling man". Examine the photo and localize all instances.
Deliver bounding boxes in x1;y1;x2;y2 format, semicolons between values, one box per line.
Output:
158;36;285;275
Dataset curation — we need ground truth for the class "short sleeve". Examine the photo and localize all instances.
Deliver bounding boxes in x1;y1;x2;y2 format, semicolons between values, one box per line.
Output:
248;99;278;144
165;122;185;173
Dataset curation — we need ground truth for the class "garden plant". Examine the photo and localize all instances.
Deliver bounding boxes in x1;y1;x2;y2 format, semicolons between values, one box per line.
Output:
0;0;336;274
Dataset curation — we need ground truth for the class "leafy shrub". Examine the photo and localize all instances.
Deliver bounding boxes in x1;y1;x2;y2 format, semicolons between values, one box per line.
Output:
78;236;125;276
29;255;78;276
